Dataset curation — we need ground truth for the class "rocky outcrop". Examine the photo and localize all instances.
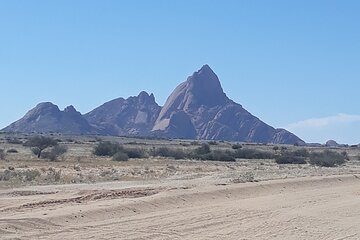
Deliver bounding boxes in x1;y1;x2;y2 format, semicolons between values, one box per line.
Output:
2;102;94;134
153;65;304;144
2;65;304;144
84;91;161;136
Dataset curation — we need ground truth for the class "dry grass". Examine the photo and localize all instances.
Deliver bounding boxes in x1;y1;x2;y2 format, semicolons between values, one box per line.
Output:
0;133;360;188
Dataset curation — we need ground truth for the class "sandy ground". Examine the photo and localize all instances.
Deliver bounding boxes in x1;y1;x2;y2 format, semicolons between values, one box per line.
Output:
1;137;360;239
1;174;360;240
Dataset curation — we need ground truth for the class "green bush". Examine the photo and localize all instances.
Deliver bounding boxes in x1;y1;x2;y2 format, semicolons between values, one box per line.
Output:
309;150;346;167
94;141;123;156
112;152;129;161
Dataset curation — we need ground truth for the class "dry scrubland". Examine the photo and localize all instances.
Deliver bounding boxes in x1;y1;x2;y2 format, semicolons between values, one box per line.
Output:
1;133;360;239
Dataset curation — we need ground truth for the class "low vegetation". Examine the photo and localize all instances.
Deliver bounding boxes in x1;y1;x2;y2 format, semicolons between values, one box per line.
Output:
93;141;123;157
275;148;309;164
24;136;58;158
93;141;274;162
0;149;5;160
41;145;68;161
309;150;346;167
275;148;347;167
94;141;147;161
112;152;129;161
7;148;18;153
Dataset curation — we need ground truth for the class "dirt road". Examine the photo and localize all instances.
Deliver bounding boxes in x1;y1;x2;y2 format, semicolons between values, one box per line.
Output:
1;175;360;240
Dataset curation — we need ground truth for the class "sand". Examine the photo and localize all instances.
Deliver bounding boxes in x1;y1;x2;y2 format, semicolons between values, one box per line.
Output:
1;174;360;240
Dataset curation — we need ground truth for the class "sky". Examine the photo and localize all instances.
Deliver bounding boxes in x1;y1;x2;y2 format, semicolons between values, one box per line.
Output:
0;0;359;144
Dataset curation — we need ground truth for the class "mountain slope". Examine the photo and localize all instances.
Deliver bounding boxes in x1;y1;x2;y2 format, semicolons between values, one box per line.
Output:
2;102;94;134
2;65;303;144
153;65;303;144
84;91;161;136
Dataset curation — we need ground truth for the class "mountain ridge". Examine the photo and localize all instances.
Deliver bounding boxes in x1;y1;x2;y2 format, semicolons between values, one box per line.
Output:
2;65;304;144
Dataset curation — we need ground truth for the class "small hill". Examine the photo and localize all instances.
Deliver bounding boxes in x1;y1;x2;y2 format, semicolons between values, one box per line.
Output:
2;102;95;134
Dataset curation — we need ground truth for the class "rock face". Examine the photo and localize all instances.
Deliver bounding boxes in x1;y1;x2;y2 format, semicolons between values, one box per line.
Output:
2;65;304;144
2;102;94;134
152;65;303;144
84;91;161;136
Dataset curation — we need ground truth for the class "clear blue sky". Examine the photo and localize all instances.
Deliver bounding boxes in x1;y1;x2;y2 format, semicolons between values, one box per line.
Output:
1;0;359;144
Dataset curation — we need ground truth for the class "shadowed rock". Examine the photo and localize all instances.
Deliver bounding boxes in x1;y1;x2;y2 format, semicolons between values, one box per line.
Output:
153;65;303;144
2;65;303;144
84;91;161;136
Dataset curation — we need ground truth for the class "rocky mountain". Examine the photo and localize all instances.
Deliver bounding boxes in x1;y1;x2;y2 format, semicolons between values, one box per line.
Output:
2;65;304;144
152;65;303;144
84;91;161;136
2;102;95;134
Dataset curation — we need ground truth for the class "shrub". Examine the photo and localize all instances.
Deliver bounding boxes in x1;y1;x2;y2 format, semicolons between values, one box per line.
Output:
273;146;279;151
112;152;129;161
0;170;16;181
274;148;309;164
208;141;218;145
46;168;62;182
190;141;200;146
94;141;123;156
194;143;211;155
123;148;147;159
7;149;18;153
0;149;5;160
31;147;41;156
152;147;187;159
309;150;346;167
233;148;274;159
42;145;68;161
23;169;41;181
292;148;310;158
24;136;58;158
204;150;236;162
0;169;41;182
232;144;243;150
275;155;306;164
7;138;23;144
341;151;349;160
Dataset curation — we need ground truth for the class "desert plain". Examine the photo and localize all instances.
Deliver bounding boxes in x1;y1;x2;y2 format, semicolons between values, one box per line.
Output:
1;134;360;240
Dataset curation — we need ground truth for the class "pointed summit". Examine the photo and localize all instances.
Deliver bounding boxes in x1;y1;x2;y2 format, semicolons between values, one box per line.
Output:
137;91;156;105
63;105;77;114
84;91;161;136
185;64;228;108
153;65;303;144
